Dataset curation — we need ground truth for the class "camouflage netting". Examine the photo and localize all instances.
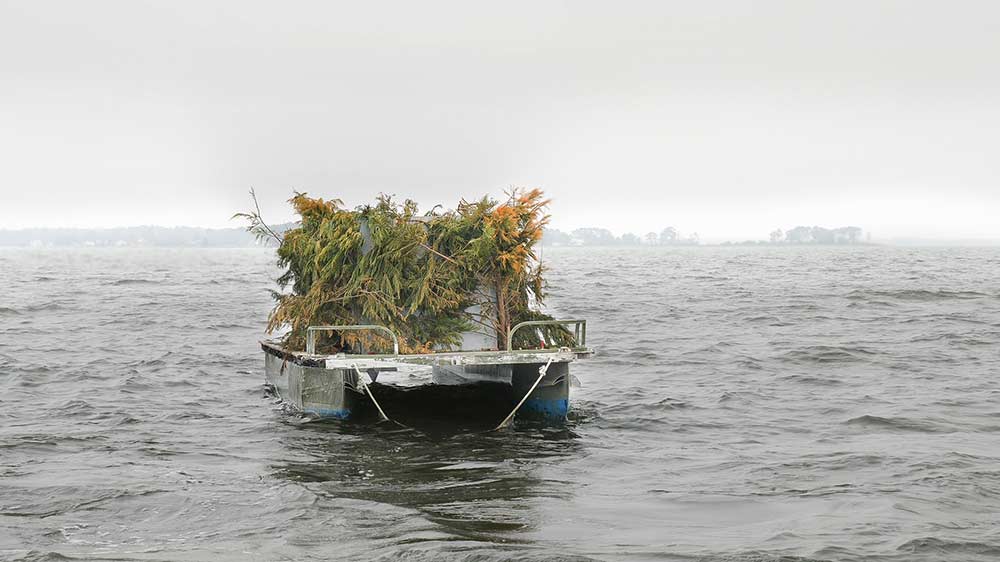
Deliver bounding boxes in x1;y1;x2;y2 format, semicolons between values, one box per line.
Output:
239;189;573;354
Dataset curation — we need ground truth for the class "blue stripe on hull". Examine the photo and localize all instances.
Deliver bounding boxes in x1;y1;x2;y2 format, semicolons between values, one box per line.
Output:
303;407;352;419
521;398;569;420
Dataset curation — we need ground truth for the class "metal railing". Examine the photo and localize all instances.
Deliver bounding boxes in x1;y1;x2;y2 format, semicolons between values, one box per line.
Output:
306;325;400;355
305;320;587;356
506;319;586;351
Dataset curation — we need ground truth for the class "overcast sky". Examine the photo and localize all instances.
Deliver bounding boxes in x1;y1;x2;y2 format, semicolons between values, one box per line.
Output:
1;1;998;240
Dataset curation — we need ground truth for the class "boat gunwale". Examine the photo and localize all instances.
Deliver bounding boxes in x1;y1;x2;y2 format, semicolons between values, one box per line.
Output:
260;339;592;369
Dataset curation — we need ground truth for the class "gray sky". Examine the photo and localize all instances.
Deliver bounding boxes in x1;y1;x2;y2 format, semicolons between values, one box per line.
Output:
1;1;998;240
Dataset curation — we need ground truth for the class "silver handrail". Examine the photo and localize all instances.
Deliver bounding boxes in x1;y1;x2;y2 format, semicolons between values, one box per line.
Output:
506;319;586;351
306;325;400;355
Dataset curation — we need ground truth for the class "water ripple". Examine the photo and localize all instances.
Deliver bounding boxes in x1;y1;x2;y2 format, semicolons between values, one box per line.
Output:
1;246;999;561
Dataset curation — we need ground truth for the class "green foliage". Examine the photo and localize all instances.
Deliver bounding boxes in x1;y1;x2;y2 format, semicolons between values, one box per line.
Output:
247;189;571;353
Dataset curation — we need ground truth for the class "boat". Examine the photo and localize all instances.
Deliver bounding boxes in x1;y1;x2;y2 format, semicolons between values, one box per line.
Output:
262;320;592;426
244;189;590;426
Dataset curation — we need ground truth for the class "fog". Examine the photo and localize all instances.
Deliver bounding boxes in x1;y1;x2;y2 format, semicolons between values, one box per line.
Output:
1;1;998;240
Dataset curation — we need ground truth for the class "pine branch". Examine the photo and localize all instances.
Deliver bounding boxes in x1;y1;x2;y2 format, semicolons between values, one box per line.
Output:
233;187;283;245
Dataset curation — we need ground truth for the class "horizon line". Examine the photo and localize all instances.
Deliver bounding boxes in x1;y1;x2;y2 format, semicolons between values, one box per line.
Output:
1;224;1000;245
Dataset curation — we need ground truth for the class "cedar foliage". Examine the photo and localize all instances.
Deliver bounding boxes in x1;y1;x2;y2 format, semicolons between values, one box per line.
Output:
240;189;573;354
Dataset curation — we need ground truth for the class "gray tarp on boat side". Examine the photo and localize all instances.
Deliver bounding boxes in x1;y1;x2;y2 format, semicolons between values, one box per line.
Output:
262;342;587;422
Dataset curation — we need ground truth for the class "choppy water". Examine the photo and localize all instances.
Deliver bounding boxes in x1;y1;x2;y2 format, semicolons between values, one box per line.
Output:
2;246;1000;561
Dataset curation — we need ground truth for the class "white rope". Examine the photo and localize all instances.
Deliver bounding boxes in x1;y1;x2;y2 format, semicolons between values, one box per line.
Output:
494;357;555;431
352;364;392;423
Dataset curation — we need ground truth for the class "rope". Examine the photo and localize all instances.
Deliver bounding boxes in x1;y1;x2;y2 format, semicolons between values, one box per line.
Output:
352;364;397;425
493;357;555;431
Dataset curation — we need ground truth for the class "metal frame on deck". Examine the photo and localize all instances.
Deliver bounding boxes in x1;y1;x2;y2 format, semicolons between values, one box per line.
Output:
507;319;586;351
306;325;400;355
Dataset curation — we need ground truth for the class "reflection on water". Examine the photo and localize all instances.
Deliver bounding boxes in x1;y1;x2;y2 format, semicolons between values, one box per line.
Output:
273;420;583;541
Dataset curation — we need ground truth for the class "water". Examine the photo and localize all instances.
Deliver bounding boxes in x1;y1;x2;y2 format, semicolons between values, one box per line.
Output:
2;246;1000;561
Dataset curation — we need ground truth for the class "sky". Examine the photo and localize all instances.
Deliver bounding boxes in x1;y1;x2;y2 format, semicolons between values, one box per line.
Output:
1;1;998;241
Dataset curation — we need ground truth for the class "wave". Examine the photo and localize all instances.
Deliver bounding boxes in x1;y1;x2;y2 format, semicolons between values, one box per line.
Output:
109;278;162;286
780;373;843;385
652;397;691;409
0;486;162;519
897;537;1000;557
847;289;990;302
845;414;957;433
780;345;877;364
207;323;254;330
1;302;67;314
911;332;998;346
3;550;76;562
743;314;783;323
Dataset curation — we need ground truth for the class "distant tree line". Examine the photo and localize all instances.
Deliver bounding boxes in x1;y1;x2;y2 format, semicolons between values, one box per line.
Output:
542;227;699;246
2;223;867;248
0;223;297;247
771;226;865;244
725;226;867;246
